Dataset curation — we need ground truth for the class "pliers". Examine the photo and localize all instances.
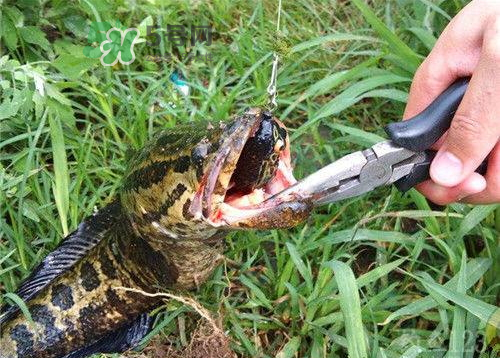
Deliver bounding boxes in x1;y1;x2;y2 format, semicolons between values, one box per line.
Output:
275;77;488;205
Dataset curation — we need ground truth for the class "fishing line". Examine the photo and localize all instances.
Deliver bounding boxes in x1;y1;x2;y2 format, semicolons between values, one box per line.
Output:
266;0;282;110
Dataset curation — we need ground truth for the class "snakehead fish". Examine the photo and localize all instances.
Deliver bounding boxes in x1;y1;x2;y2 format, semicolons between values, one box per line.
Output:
0;108;315;358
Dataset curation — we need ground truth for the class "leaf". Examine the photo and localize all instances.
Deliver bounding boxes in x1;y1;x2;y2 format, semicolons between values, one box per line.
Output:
383;258;491;324
1;14;18;50
463;313;481;358
407;27;437;51
239;275;273;309
53;54;98;79
309;229;414;251
291;33;376;53
357;210;463;227
229;316;257;356
486;311;500;345
0;88;25;120
284;283;300;314
138;15;154;37
328;260;368;358
401;346;424;357
0;250;19;276
456;204;497;240
351;0;422;71
357;258;406;288
19;26;51;51
286;242;313;291
32;72;46;97
46;98;75;130
418;0;452;20
283;57;381;121
359;88;408;103
448;253;467;358
327;123;386;145
63;15;89;38
417;273;499;328
408;189;440;235
4;6;24;28
276;336;301;358
0;249;16;265
294;74;410;138
45;84;71;106
49;114;70;236
0;263;20;276
3;292;33;324
22;199;40;223
138;307;186;346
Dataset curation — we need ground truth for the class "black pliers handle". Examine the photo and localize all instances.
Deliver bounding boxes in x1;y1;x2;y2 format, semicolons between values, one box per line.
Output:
386;77;487;191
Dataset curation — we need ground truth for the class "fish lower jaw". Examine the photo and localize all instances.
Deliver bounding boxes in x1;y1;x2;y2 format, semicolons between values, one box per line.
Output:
209;161;304;228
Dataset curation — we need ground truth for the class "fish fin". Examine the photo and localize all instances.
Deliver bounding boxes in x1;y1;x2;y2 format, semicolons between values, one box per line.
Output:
0;200;123;324
62;313;154;358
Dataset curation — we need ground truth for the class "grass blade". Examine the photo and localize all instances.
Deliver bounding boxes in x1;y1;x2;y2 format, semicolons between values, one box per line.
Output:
283;56;381;122
408;189;441;235
314;74;409;119
276;336;301;358
357;257;406;288
293;73;410;139
447;253;467;358
407;27;436;51
286;242;313;292
351;0;422;70
328;260;368;358
456;204;497;240
383;258;491;324
418;0;452;20
309;229;414;251
463;312;481;358
416;273;499;328
49;114;70;236
327;123;386;145
2;292;33;324
291;33;376;53
239;275;273;310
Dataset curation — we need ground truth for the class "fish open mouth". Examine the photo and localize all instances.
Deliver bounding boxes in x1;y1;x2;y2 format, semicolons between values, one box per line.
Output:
217;135;298;225
191;108;309;229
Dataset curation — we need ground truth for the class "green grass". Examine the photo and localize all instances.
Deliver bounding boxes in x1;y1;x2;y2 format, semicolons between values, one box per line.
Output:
1;0;499;357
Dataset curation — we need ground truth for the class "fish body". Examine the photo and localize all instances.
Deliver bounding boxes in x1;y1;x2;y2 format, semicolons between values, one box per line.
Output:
0;109;312;358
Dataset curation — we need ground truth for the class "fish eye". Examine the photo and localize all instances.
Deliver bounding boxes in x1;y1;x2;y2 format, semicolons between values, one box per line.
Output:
274;139;285;152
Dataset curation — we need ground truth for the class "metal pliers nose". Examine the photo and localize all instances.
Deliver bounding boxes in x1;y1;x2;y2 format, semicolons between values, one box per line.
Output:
271;78;488;206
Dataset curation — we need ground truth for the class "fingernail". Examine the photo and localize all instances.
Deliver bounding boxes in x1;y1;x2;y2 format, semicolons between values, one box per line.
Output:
430;151;463;186
466;174;487;193
457;174;487;201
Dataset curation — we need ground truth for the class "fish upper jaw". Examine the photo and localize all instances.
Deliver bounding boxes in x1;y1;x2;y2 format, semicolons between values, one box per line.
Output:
190;108;315;230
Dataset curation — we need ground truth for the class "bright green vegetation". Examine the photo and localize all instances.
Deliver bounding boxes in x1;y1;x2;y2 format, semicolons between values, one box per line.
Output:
0;0;498;357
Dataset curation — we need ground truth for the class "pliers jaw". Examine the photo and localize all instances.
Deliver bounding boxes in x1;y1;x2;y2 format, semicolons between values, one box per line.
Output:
270;141;426;206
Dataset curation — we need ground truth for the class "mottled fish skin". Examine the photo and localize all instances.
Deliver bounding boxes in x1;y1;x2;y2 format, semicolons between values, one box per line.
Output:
0;111;265;358
0;215;223;357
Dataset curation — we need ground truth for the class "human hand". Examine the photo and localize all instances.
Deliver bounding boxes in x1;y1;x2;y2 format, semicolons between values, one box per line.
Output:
404;0;500;204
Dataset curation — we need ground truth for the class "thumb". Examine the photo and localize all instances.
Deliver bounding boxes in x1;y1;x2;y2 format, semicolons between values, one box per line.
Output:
430;51;500;187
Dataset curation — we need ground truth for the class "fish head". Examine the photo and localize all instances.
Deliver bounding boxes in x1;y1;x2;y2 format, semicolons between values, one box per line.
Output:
120;108;313;241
